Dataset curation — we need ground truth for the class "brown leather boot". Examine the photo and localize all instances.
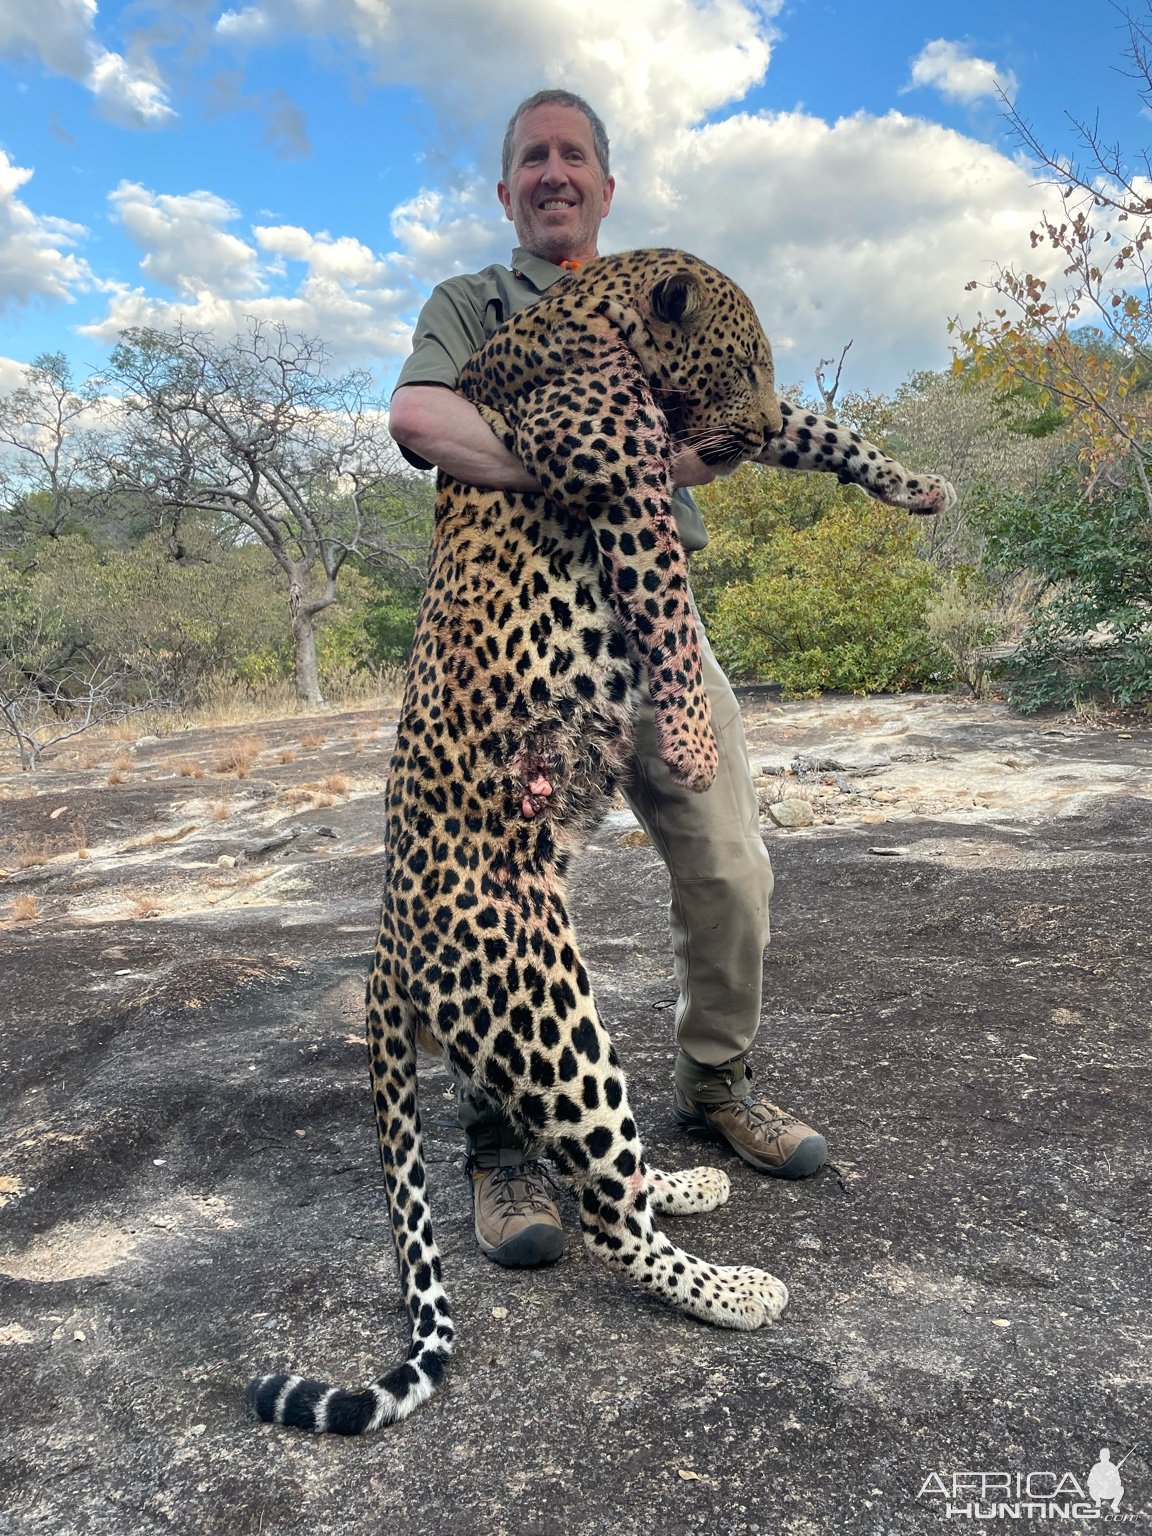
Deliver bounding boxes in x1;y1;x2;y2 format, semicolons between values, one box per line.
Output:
673;1087;828;1178
469;1160;565;1267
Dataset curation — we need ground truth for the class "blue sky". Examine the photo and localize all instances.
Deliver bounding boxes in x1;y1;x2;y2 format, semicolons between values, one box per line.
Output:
0;0;1142;396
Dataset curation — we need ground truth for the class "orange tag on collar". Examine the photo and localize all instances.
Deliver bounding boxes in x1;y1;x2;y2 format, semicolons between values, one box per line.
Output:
560;259;583;271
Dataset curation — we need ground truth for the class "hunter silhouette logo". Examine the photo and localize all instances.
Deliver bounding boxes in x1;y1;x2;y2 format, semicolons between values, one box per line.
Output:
1087;1448;1128;1513
917;1445;1139;1520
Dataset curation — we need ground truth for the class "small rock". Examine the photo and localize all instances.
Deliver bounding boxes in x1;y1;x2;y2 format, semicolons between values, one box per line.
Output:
757;763;787;776
620;829;650;848
133;735;162;750
315;825;339;839
791;753;846;774
867;846;911;857
767;798;814;829
217;855;236;869
871;790;897;803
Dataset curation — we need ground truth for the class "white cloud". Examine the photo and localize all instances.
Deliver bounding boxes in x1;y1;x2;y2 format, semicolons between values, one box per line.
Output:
68;2;1062;391
0;150;94;312
907;39;1017;105
81;192;417;362
213;0;780;142
0;0;174;127
0;355;29;391
109;183;265;296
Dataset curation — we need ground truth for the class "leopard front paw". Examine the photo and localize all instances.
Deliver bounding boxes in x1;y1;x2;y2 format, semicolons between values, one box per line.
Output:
658;717;718;794
901;472;957;516
867;467;957;515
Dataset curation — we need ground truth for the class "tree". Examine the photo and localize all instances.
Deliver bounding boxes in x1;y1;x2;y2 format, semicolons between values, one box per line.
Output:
100;321;427;704
949;9;1152;709
953;5;1152;510
0;353;105;549
0;553;170;770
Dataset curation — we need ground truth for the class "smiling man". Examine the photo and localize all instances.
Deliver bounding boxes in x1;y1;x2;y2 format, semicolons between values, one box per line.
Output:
388;89;828;1271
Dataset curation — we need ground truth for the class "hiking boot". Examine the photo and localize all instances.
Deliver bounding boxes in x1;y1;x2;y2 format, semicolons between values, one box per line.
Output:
469;1160;565;1267
673;1086;828;1178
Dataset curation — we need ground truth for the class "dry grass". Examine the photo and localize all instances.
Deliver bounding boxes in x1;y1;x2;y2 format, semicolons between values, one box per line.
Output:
107;770;127;785
210;801;230;823
278;748;296;765
178;761;198;778
214;737;265;778
111;752;134;773
10;893;40;923
319;773;349;796
13;841;52;870
129;894;163;919
73;819;90;860
300;729;325;748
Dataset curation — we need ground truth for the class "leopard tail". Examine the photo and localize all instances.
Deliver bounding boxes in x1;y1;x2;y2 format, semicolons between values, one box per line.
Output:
245;957;454;1434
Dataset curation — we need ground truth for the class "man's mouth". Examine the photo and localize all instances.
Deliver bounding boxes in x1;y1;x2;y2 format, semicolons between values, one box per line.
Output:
539;199;576;211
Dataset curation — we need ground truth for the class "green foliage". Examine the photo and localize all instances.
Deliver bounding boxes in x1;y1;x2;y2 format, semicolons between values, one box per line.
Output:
363;585;425;663
694;466;946;697
974;469;1152;711
925;568;1004;698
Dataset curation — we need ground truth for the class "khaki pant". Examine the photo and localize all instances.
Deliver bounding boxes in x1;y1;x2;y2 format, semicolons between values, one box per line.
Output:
459;614;774;1164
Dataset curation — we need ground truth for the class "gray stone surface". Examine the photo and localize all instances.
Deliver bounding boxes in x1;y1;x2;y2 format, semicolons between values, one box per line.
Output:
1;696;1150;1533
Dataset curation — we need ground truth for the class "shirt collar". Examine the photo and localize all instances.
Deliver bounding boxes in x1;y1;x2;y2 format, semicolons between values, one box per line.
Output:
510;246;572;292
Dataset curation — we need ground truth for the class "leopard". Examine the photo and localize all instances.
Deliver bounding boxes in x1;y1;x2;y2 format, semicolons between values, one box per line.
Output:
246;249;955;1435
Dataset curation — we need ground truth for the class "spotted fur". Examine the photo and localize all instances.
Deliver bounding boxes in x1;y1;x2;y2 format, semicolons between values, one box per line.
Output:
246;250;953;1435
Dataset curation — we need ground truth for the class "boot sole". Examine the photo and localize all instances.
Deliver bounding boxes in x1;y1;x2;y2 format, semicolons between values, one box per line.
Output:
476;1223;566;1268
673;1104;829;1179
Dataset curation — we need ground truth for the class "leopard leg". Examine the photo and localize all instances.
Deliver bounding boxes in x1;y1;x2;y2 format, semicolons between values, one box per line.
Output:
246;939;455;1435
759;399;957;514
486;976;787;1329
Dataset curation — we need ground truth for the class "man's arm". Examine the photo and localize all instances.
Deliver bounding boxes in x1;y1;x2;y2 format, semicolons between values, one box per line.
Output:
389;385;540;491
390;383;717;491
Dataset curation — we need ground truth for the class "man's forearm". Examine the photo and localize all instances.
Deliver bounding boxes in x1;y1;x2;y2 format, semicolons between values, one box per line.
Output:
389;385;540;491
390;382;719;492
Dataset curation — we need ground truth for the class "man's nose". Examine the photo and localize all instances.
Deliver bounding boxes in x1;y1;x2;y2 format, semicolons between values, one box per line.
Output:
541;151;569;184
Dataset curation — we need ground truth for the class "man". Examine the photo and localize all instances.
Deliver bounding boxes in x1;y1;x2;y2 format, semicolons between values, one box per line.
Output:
388;89;828;1270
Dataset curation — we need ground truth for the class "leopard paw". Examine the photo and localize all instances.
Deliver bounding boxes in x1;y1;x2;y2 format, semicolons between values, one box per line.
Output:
702;1265;790;1330
658;719;718;794
647;1165;731;1214
900;473;957;516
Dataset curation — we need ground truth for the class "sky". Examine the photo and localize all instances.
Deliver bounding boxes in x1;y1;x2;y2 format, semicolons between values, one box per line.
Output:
0;0;1143;401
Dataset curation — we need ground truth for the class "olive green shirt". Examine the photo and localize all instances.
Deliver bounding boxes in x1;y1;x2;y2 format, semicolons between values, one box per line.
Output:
393;246;708;552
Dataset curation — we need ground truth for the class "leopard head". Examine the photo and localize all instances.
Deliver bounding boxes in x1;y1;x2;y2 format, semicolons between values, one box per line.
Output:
611;251;783;470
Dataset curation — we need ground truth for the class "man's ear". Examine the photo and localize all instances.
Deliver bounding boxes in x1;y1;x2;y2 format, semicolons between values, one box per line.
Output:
497;181;514;222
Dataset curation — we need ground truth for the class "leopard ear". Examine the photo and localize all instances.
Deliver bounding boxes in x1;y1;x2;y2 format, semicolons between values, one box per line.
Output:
650;271;701;325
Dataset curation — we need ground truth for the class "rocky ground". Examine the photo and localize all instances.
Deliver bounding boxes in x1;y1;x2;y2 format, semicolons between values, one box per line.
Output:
0;692;1149;1535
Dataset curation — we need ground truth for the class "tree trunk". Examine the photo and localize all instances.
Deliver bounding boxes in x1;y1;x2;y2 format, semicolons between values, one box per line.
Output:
291;610;324;705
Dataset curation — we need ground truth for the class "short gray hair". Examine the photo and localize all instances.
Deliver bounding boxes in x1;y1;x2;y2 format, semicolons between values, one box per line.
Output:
501;90;611;184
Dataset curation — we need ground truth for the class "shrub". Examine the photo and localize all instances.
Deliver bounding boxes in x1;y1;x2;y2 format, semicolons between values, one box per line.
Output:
974;468;1152;712
696;468;946;697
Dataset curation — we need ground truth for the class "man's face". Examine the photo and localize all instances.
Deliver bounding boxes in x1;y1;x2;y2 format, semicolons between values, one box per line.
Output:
498;104;615;264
